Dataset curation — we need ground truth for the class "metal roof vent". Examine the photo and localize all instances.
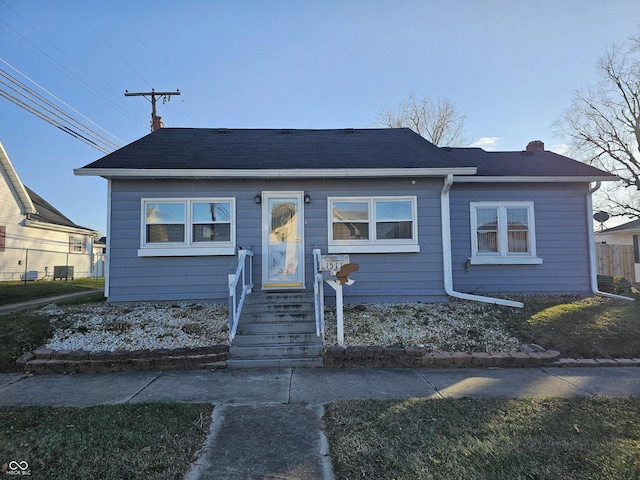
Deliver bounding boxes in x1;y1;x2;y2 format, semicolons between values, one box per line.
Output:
217;128;228;134
344;128;355;134
280;128;292;134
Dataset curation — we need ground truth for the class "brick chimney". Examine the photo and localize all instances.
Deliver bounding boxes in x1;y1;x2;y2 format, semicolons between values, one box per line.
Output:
526;140;544;152
151;115;164;132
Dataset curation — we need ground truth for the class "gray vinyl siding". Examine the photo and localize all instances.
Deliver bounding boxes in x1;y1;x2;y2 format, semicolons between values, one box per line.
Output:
449;182;592;295
107;178;448;303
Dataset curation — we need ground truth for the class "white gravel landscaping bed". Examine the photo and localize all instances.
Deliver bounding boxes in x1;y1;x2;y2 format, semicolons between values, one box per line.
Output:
42;302;229;352
323;301;521;351
39;298;522;353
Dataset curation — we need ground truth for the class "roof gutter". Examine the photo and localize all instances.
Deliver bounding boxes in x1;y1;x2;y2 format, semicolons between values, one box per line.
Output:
23;219;98;236
74;167;477;179
453;175;618;183
440;174;524;308
586;181;635;301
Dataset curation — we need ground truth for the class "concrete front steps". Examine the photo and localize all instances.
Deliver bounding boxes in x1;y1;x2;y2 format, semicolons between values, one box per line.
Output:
228;291;323;368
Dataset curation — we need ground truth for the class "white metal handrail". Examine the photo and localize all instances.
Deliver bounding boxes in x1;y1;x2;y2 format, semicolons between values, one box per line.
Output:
312;249;325;339
228;248;254;340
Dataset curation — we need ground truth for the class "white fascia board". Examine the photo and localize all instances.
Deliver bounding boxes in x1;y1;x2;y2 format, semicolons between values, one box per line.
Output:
74;167;478;179
24;219;98;236
0;142;37;214
453;175;619;183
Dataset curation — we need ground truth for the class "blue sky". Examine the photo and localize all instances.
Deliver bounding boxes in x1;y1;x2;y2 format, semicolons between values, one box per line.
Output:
1;0;639;234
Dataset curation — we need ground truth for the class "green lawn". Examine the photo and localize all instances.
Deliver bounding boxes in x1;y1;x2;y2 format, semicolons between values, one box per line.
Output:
0;310;54;372
0;403;212;480
0;278;104;305
494;294;640;358
0;281;106;373
325;397;640;480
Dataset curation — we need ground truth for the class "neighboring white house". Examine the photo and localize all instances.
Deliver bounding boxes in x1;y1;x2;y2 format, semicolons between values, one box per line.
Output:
594;218;640;246
594;218;640;283
0;141;100;281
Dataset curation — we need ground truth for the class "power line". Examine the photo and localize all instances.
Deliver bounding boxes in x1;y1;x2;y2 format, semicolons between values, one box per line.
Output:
0;63;123;153
0;63;122;149
0;8;148;129
0;87;111;154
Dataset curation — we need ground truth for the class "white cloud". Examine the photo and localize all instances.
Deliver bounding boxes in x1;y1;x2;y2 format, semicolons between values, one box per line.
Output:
550;143;571;155
469;137;500;151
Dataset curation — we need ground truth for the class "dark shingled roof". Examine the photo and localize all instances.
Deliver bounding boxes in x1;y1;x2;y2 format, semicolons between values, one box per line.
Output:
78;127;615;180
79;128;468;170
447;147;616;178
25;186;94;231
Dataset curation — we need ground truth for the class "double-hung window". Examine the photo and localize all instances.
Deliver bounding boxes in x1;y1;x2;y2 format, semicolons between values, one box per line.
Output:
469;201;542;264
140;198;235;256
69;236;85;254
328;196;419;253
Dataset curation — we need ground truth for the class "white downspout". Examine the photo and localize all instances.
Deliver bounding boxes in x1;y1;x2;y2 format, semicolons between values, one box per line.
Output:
104;179;111;299
441;174;524;308
586;181;634;301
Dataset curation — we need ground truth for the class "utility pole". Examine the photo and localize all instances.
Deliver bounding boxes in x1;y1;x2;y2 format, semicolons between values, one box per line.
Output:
124;88;180;132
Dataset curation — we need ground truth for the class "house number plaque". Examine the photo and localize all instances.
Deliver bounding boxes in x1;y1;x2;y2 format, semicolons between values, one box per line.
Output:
319;254;350;272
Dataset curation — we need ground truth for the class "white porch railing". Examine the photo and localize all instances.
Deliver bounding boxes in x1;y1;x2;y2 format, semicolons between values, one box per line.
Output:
228;248;254;340
312;249;325;339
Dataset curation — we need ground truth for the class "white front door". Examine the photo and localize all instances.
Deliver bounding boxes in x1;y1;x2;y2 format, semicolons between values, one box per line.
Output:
262;192;305;289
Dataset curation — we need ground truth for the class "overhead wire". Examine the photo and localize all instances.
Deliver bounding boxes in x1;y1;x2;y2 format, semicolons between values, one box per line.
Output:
0;2;149;129
0;59;122;148
0;61;121;153
0;87;112;154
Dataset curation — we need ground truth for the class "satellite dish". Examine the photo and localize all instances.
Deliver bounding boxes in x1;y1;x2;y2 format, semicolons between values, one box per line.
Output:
593;211;610;231
593;211;610;223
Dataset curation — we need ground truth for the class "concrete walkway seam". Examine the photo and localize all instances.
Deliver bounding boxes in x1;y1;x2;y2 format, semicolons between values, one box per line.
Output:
183;406;226;480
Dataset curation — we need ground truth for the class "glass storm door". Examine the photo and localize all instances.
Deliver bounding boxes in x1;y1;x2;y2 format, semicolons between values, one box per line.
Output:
262;192;305;289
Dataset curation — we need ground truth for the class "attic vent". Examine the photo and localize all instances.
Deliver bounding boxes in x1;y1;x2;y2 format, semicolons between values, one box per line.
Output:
217;128;228;134
280;128;292;134
344;128;355;134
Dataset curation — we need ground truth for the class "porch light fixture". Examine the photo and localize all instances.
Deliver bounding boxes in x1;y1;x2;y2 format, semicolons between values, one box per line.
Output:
304;193;311;204
254;193;261;204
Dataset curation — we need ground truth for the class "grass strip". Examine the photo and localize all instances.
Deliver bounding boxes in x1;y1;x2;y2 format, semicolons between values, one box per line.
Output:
0;310;54;372
495;295;640;358
325;397;640;480
0;278;104;305
0;402;212;479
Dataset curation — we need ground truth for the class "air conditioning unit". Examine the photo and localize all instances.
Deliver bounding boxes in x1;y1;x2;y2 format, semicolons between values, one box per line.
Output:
53;266;74;280
21;271;38;281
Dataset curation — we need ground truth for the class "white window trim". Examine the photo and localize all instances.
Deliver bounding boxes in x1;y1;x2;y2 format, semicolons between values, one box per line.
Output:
469;201;542;265
328;196;419;254
138;197;236;257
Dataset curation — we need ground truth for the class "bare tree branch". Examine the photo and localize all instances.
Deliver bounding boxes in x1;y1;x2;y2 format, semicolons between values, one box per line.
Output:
375;93;468;146
555;30;640;219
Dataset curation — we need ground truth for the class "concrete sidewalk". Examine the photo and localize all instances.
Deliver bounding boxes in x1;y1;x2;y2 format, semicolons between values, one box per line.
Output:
2;367;640;479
